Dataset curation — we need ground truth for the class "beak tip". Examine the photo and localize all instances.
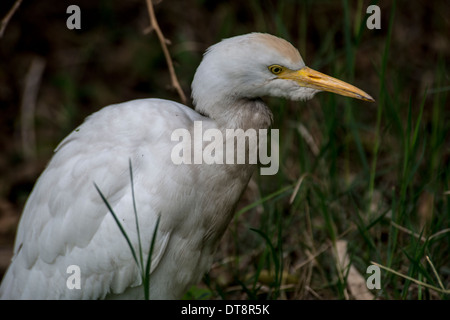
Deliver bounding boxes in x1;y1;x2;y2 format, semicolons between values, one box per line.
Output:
365;95;375;102
356;91;375;102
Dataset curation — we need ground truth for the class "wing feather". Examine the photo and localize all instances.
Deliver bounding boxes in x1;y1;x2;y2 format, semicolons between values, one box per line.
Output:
0;98;204;299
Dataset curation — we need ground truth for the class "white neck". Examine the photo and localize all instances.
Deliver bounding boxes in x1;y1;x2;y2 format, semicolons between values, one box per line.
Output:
197;98;273;131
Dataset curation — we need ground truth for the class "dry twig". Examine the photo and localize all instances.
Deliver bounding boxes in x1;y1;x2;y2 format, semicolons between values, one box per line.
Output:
20;57;46;159
144;0;187;104
371;261;450;295
335;240;375;300
0;0;22;38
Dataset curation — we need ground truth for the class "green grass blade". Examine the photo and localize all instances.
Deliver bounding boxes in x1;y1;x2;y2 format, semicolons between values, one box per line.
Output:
250;227;282;299
94;183;139;267
129;159;144;276
144;214;161;300
235;185;292;219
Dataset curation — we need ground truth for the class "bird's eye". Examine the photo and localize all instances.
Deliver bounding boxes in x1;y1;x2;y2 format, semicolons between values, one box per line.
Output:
268;65;284;75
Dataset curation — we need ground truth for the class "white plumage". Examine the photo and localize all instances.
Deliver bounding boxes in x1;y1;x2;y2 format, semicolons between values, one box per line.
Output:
0;33;373;299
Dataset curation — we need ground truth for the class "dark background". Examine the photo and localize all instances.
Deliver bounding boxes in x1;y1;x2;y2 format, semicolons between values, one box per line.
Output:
0;0;448;299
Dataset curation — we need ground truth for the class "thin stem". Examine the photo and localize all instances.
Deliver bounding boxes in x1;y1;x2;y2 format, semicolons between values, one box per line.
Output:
0;0;22;38
145;0;187;104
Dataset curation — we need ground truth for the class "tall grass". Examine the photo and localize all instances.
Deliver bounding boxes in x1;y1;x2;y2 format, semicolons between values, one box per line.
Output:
191;0;449;300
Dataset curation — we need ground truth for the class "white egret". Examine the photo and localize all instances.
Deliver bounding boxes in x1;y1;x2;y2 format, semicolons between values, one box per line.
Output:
0;33;373;299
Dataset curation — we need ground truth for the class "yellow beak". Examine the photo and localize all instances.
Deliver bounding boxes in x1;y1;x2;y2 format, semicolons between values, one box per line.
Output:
279;66;374;102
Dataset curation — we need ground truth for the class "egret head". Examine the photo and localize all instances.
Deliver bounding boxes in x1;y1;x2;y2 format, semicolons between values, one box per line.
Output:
192;33;373;118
